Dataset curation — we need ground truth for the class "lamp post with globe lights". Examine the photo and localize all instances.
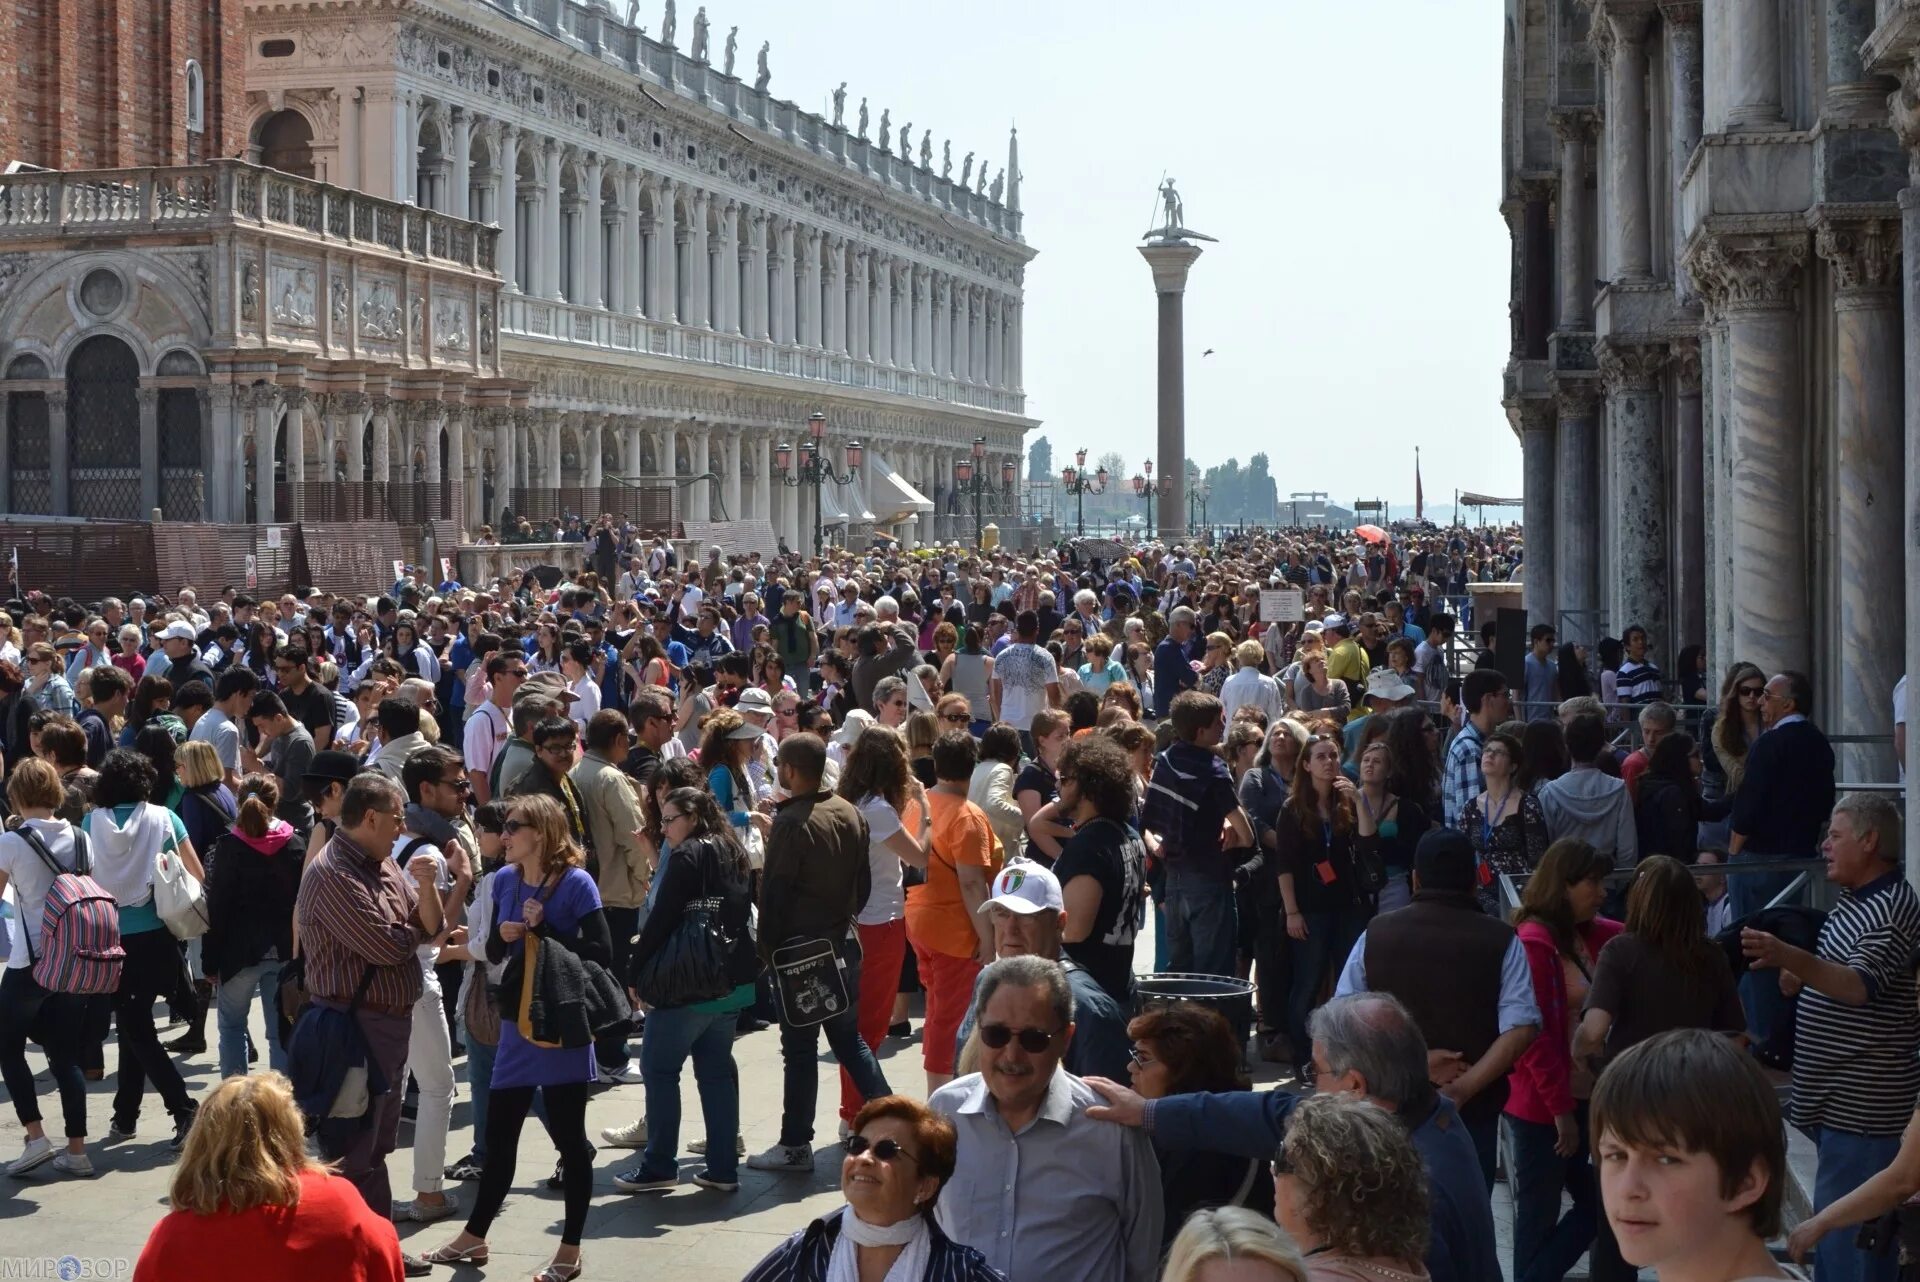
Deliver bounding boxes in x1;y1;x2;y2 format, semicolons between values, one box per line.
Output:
1188;479;1212;538
1132;458;1173;539
774;412;861;558
1059;447;1108;538
954;436;1015;548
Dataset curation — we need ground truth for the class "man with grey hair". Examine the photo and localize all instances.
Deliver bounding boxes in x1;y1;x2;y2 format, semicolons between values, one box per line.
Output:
1084;991;1497;1282
1150;605;1201;719
929;954;1162;1282
1742;792;1919;1282
1620;700;1678;801
873;594;900;623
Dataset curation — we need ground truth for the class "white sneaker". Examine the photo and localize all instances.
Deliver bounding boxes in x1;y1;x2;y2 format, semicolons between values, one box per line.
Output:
51;1152;94;1178
746;1142;813;1173
689;1135;747;1156
837;1119;852;1144
6;1137;53;1178
601;1118;648;1148
598;1059;644;1086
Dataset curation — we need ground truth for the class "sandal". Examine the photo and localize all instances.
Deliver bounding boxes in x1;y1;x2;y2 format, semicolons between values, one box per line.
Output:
423;1241;490;1266
533;1257;582;1282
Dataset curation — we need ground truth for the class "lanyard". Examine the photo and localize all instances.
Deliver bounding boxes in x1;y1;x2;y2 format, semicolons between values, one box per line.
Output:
1481;789;1513;850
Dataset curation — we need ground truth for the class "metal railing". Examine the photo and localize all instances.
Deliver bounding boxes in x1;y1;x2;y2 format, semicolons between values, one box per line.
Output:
1498;855;1836;920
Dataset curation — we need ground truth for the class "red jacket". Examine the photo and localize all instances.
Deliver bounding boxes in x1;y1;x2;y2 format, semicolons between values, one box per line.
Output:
135;1169;401;1282
1504;916;1623;1124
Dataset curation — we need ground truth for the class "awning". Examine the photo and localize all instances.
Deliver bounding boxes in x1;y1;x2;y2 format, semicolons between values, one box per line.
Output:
1457;491;1524;507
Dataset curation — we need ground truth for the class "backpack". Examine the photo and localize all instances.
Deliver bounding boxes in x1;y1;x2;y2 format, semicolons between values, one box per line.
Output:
17;825;123;995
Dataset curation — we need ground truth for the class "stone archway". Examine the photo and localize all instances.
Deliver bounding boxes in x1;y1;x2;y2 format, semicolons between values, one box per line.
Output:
256;109;315;179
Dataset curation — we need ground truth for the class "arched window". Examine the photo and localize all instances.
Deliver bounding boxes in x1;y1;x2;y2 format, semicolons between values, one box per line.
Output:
256;110;315;179
184;60;205;134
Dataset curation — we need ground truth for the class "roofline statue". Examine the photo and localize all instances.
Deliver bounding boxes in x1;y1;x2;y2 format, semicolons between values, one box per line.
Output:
1144;177;1217;243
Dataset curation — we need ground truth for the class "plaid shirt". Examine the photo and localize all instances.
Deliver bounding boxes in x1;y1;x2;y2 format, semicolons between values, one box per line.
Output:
1442;720;1486;829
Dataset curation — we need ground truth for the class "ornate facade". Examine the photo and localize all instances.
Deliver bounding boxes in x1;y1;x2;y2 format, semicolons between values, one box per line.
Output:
1501;0;1911;787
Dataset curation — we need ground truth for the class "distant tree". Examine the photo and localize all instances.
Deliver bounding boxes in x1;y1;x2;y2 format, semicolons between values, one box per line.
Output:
1028;436;1052;482
1093;450;1130;512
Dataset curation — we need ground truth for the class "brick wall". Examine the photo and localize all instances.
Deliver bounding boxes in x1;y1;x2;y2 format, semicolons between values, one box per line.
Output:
0;0;245;171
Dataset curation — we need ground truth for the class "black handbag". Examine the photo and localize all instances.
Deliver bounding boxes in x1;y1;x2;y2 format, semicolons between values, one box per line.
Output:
632;847;735;1008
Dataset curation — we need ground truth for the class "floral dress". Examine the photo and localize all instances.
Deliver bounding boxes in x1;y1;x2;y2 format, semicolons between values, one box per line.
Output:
1463;789;1550;916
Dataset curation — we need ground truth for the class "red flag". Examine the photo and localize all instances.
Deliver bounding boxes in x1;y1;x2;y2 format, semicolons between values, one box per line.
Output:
1415;448;1425;520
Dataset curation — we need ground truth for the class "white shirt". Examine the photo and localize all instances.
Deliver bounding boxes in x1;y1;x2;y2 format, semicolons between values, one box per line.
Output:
190;707;240;772
568;674;602;730
0;820;79;969
1220;666;1286;726
856;794;906;926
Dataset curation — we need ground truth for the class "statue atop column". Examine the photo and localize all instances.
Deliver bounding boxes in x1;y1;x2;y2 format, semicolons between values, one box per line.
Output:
920;131;932;169
900;123;913;160
754;41;770;91
989;169;1004;203
722;26;737;75
857;98;869;139
877;109;891;152
832;82;847;127
690;5;709;60
1144;177;1217;243
960;151;974;187
942;139;952;178
626;0;640;25
975;165;988;196
660;0;675;47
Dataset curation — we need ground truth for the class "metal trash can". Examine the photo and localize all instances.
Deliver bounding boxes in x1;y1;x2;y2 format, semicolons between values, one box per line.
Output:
1133;972;1256;1045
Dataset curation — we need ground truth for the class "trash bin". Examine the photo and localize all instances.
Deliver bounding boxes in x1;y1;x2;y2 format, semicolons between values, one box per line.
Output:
1133;972;1256;1045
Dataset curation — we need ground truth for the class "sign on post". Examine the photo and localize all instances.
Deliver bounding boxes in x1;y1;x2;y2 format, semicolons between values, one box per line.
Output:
439;557;453;584
392;560;406;584
1259;588;1305;623
265;527;282;550
244;553;258;590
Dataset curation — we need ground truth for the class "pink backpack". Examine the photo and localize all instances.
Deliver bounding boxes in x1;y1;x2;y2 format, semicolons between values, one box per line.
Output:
18;826;124;995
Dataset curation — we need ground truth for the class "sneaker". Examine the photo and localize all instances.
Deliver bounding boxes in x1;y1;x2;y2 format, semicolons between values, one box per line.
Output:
50;1152;93;1178
544;1144;595;1190
601;1118;648;1148
746;1142;813;1173
162;1033;206;1055
105;1120;136;1143
444;1154;486;1182
6;1137;53;1178
170;1110;197;1152
888;1020;912;1039
691;1168;738;1192
401;1253;433;1279
611;1166;678;1193
597;1059;643;1086
393;1193;461;1223
689;1135;747;1157
838;1118;853;1144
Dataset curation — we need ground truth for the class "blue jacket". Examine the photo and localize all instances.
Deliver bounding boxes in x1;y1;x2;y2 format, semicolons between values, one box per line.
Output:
1151;633;1202;718
285;988;390;1159
1148;1088;1499;1282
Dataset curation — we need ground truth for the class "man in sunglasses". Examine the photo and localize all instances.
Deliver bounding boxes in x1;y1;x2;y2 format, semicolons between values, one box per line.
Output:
929;953;1163;1282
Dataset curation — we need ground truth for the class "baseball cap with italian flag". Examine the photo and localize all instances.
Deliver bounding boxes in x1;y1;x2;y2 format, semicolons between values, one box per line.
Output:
978;861;1064;916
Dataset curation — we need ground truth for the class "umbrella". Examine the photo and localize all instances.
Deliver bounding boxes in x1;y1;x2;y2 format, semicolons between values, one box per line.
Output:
1354;524;1388;545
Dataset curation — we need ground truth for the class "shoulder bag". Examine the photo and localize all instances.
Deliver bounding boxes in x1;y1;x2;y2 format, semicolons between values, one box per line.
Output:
632;843;735;1008
152;815;211;940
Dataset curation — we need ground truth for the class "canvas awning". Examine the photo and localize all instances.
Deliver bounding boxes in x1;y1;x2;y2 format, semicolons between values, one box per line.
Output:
1456;491;1524;507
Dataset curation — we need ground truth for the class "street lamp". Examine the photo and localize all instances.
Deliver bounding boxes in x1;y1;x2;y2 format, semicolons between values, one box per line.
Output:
774;411;861;558
1131;458;1172;539
1188;479;1212;537
1059;446;1108;538
954;435;1013;548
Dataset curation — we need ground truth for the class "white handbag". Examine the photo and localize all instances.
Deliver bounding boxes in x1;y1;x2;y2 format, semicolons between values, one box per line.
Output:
152;847;210;940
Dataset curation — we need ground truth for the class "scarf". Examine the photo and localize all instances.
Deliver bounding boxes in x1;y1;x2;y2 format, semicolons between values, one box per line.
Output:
827;1209;931;1282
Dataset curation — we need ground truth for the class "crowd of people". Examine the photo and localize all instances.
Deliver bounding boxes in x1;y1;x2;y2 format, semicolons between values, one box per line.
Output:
0;516;1908;1282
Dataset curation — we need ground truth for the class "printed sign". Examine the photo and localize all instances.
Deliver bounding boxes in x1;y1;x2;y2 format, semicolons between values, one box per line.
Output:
265;527;282;549
440;557;453;583
1260;588;1305;623
392;560;407;583
244;553;258;589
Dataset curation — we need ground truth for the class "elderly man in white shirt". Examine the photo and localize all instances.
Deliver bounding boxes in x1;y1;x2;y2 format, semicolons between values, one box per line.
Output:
1219;639;1285;726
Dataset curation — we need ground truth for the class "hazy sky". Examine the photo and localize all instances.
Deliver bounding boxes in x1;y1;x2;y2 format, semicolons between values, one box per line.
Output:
717;0;1517;510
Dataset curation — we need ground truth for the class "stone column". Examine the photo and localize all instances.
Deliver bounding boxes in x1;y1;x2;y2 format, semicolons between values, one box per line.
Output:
135;386;160;516
687;191;712;328
45;390;68;514
724;429;743;518
450;108;473;220
1687;233;1810;674
1817;217;1905;780
494;410;516;508
1519;401;1557;627
540;141;564;300
718;201;741;333
1664;5;1704;295
850;250;871;360
1726;0;1786;130
1606;10;1654;282
1823;0;1887;121
799;228;822;346
1553;382;1601;644
581;154;604;307
583;416;603;489
746;211;769;340
755;434;771;528
933;276;952;376
915;268;933;370
1139;240;1203;541
543;410;562;489
692;428;711;521
772;221;795;344
651;180;678;322
1599;341;1671;664
1670;340;1706;656
496;126;519;294
249;389;274;524
955;288;973;383
371;401;393;486
868;255;890;365
824;237;846;352
446;408;468;524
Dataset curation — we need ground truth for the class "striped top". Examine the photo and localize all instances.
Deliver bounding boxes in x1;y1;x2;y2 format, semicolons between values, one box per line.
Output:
742;1207;1006;1282
293;829;429;1011
1614;659;1664;705
1790;873;1920;1136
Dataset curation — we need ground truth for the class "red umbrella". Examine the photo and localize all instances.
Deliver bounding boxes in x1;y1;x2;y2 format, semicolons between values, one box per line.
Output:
1354;524;1388;544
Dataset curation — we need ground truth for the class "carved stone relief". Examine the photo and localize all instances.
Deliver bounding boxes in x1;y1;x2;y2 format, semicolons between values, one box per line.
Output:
270;264;317;327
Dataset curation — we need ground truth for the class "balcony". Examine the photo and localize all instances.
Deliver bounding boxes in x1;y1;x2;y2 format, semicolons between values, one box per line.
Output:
499;293;1027;417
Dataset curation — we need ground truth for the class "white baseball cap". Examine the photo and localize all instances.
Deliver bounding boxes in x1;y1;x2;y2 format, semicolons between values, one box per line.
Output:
157;621;198;642
978;861;1064;916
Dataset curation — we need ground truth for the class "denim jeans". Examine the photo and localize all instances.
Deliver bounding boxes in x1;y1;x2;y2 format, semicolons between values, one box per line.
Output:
1286;907;1363;1059
1506;1111;1598;1282
465;1032;497;1162
1728;852;1803;1054
216;955;286;1079
635;1004;742;1182
1163;881;1237;976
778;936;890;1147
1811;1125;1903;1282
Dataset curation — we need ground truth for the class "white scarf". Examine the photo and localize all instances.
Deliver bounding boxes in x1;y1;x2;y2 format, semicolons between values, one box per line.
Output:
827;1207;931;1282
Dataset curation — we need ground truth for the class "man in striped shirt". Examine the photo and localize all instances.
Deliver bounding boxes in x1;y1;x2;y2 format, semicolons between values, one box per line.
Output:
1740;793;1920;1282
293;772;446;1223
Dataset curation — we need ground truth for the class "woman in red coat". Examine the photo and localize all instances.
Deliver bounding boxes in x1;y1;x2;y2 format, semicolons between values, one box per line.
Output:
134;1073;402;1282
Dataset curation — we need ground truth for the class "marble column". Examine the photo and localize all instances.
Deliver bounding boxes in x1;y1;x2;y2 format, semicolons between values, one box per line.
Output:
933;276;952;376
583;416;603;489
450;108;473;220
1726;0;1786;130
755;435;771;529
1599;341;1671;664
543;410;562;489
654;180;679;323
824;238;846;352
1687;233;1810;674
746;212;769;340
447;409;468;525
772;221;795;345
799;228;822;346
1818;218;1905;781
914;268;933;370
1824;0;1888;121
1664;5;1704;296
136;387;160;515
850;250;871;360
955;289;973;383
1607;10;1654;282
1553;382;1601;644
870;256;893;366
694;429;712;521
1139;240;1203;541
687;191;712;328
582;154;604;308
495;127;519;293
249;390;273;524
724;430;743;519
1519;402;1557;628
1900;86;1920;846
718;201;741;333
541;141;564;300
1671;340;1706;657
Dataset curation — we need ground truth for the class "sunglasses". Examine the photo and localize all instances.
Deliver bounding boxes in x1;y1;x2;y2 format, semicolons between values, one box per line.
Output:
845;1134;920;1166
1737;685;1766;699
940;712;970;725
441;776;473;792
502;817;531;834
978;1023;1058;1053
660;810;688;824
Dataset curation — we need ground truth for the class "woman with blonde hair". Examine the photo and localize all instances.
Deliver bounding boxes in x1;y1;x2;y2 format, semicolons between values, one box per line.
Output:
134;1073;403;1281
426;793;608;1281
1274;1092;1432;1282
1163;1206;1307;1282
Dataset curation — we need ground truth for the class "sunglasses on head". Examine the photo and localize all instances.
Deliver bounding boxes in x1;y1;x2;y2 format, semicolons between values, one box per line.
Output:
978;1023;1057;1053
845;1134;920;1165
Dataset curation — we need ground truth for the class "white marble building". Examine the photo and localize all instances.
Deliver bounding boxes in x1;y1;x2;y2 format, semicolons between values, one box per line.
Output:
1502;0;1911;786
0;0;1035;551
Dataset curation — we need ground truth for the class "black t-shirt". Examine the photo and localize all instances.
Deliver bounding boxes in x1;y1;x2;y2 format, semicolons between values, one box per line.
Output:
279;682;335;743
1014;761;1058;865
1052;816;1146;1005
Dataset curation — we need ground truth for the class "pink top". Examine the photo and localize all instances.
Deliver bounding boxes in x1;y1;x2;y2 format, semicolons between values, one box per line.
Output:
1505;915;1623;1124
